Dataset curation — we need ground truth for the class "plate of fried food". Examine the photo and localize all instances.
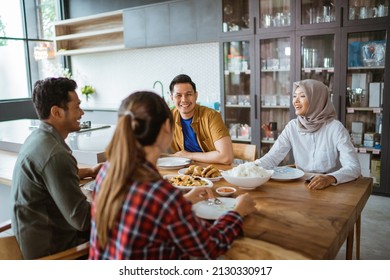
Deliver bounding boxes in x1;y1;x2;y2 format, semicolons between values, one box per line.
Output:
164;174;213;190
178;164;223;181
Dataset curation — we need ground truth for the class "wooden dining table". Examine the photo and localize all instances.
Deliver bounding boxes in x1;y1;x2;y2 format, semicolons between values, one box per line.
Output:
1;148;372;260
158;161;372;260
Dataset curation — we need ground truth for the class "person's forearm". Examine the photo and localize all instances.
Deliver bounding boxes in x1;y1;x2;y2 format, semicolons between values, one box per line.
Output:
190;151;232;165
78;167;94;179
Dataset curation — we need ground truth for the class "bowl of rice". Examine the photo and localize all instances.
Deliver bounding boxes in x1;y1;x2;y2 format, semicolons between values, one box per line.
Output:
221;162;274;190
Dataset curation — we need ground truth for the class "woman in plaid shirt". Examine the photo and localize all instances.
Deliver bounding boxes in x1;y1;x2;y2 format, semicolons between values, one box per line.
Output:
89;91;256;260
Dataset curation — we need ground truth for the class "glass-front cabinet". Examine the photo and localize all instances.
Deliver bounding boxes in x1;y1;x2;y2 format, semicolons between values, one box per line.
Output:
346;0;389;22
258;36;292;159
219;0;390;195
341;28;387;192
258;0;292;30
222;40;253;143
300;0;337;25
221;0;252;34
298;32;338;111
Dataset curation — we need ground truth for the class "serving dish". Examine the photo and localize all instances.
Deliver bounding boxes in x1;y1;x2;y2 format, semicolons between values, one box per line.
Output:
221;169;274;190
163;174;213;190
178;167;222;181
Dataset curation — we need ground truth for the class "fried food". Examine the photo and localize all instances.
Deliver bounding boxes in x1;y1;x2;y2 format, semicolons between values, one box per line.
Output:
206;167;221;178
201;165;213;177
185;164;221;178
193;166;203;176
185;165;196;175
167;175;208;187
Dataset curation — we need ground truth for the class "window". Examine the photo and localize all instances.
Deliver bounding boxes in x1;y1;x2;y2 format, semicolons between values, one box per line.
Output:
0;0;66;101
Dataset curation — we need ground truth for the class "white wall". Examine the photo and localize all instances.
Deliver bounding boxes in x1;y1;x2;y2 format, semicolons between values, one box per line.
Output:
71;42;221;110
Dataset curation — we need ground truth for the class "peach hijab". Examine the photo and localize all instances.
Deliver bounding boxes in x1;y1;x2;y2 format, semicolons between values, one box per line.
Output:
293;79;337;133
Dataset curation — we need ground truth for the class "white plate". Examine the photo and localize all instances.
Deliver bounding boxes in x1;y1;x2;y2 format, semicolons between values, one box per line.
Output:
271;166;305;181
163;174;213;190
157;157;191;169
178;168;223;181
192;197;236;220
83;180;96;191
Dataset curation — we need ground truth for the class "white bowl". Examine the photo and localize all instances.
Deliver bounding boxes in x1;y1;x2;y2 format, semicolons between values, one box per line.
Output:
221;169;274;190
216;186;237;197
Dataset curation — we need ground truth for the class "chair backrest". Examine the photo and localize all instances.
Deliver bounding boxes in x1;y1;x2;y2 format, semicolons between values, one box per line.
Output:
0;236;24;260
0;219;89;260
232;143;258;162
0;220;23;260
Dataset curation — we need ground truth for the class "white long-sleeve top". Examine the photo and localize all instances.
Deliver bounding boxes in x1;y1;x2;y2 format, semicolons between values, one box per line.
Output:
255;119;361;185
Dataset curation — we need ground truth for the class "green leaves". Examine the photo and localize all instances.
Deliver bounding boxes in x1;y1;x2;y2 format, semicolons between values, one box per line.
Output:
81;85;95;95
81;85;95;101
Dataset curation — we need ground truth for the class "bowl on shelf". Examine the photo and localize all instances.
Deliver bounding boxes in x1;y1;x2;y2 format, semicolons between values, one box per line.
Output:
216;186;237;197
221;169;274;190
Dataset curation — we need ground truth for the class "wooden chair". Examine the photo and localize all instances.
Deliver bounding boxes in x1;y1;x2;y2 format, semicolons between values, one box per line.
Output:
0;219;90;260
232;143;258;162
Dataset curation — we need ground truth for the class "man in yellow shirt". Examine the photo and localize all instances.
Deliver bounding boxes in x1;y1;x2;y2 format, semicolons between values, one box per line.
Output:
169;74;233;164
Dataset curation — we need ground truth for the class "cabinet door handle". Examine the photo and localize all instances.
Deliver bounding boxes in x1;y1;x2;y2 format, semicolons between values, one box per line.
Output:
254;94;258;119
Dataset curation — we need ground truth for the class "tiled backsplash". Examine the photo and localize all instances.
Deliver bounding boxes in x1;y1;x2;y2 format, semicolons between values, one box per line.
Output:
71;42;220;110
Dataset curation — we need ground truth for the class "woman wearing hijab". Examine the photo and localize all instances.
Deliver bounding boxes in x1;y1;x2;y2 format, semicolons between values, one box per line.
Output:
255;79;361;190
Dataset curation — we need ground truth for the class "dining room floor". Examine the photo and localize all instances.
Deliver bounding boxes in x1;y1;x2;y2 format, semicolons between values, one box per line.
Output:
335;194;390;260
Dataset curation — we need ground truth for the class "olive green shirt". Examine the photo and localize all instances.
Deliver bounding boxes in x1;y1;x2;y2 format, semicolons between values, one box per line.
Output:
171;104;230;152
11;122;90;259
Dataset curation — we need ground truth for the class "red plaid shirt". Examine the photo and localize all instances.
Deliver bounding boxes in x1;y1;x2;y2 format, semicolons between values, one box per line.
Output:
89;162;243;260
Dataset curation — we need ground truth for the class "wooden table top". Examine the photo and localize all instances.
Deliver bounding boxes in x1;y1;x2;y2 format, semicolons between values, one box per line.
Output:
1;151;372;260
159;162;372;260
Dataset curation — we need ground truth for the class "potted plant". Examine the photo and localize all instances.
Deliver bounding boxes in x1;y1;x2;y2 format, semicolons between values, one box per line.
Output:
81;85;95;102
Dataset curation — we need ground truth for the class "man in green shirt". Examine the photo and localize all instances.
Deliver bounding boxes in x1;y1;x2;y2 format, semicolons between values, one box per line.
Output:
10;77;101;259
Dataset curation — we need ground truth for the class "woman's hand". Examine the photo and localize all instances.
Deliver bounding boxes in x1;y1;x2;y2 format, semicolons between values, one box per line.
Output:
233;193;257;217
307;175;336;190
184;187;213;204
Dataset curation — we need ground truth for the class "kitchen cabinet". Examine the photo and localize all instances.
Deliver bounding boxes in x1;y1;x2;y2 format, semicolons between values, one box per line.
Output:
54;0;219;54
219;0;390;194
220;0;294;162
81;109;118;125
221;38;255;144
258;34;294;162
124;0;218;48
340;26;388;194
54;10;124;55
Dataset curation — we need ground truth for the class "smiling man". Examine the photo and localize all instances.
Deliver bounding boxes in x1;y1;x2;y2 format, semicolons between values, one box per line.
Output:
10;77;102;259
169;74;233;164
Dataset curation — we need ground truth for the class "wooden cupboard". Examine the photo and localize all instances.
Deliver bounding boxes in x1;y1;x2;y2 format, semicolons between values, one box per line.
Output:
219;0;390;195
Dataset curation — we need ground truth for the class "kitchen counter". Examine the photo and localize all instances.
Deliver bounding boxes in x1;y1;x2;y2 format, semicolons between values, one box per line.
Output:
0;119;115;166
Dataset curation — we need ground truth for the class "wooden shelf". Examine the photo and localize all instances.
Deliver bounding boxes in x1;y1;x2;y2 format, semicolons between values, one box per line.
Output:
54;10;124;55
225;104;251;108
261;68;290;72
346;107;382;113
261;105;290;109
